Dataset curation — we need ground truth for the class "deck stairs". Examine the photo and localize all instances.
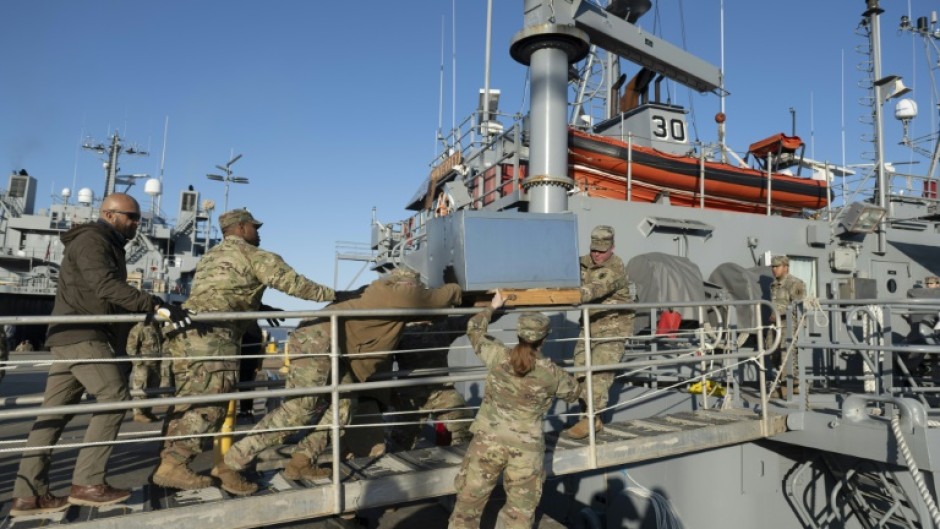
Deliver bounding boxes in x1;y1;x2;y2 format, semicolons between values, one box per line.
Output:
0;408;786;529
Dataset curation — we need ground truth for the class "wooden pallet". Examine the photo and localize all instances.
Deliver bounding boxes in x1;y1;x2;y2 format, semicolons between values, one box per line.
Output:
472;288;581;307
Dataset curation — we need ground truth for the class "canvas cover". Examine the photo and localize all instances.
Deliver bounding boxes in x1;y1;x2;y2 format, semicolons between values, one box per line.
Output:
625;253;706;322
708;262;765;330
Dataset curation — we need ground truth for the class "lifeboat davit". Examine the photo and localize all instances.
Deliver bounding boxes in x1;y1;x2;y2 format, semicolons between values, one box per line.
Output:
568;129;829;216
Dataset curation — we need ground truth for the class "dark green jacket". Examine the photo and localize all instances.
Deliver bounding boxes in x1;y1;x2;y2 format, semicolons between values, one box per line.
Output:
46;220;154;349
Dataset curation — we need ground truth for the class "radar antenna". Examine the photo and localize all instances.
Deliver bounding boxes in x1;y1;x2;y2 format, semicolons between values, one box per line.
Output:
81;131;149;198
206;153;249;213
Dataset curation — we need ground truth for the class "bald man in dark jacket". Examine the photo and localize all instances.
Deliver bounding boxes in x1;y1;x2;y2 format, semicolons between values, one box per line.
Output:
12;193;163;516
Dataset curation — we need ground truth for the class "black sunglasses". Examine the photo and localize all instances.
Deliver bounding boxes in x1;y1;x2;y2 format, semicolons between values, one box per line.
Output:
107;210;141;221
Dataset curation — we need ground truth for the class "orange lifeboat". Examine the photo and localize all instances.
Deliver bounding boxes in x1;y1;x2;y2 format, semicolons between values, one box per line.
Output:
568;129;828;216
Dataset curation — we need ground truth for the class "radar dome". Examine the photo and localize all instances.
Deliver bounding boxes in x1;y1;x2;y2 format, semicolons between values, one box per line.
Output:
895;98;918;121
61;187;71;198
77;188;94;205
144;178;162;196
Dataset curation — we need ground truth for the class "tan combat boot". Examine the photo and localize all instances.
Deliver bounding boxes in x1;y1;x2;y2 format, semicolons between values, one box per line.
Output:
210;462;258;496
562;417;603;440
282;452;330;481
152;456;213;490
133;410;158;423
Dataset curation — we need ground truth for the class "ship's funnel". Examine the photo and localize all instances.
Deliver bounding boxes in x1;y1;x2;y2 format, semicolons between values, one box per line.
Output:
7;171;38;215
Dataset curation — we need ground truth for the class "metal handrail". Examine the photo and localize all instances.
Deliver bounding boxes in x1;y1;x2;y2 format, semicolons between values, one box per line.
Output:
0;297;780;516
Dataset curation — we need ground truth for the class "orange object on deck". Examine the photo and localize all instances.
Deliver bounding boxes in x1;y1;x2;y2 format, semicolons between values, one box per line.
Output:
568;129;828;216
747;133;804;159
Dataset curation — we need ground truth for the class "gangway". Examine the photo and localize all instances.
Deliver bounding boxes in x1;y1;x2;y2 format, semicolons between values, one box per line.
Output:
1;407;785;529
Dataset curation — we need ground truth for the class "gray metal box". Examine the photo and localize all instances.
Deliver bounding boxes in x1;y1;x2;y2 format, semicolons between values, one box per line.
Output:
830;248;856;272
424;210;579;291
838;278;877;299
806;224;828;247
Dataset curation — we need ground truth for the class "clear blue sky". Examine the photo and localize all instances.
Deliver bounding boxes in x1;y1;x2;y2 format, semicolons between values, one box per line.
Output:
2;1;938;311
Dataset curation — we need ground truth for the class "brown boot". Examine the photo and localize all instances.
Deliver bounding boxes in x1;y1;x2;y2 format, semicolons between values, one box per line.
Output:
282;453;330;481
563;417;603;440
210;462;258;496
10;493;69;517
68;484;130;507
152;456;213;490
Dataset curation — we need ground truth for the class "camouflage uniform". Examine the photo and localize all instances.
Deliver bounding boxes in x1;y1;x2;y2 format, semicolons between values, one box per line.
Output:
161;209;335;464
449;309;580;529
390;318;473;450
770;264;806;323
768;255;806;384
573;226;634;418
126;322;162;415
224;318;341;469
224;269;462;472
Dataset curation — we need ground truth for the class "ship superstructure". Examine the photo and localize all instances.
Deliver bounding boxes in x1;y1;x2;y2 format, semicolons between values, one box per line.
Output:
0;132;218;346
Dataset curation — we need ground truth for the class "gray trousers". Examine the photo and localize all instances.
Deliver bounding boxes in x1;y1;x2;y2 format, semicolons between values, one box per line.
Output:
13;340;128;497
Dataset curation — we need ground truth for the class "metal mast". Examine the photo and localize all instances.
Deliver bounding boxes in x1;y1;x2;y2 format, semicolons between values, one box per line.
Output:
82;131;148;198
206;154;249;213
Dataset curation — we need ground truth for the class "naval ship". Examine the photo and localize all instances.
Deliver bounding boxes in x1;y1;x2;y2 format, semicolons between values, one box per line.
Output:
1;1;939;528
0;132;218;347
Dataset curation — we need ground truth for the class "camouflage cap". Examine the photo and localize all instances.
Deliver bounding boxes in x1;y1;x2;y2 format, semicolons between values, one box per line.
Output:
590;225;614;252
517;312;550;342
219;209;263;231
770;255;789;267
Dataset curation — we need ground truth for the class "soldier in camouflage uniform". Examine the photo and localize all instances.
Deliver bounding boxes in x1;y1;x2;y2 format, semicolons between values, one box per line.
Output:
564;225;634;440
126;321;163;423
768;255;806;395
214;267;461;493
449;291;580;529
390;317;473;450
153;209;337;493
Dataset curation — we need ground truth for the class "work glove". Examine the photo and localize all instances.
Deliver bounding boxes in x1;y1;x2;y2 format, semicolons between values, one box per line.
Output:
259;304;285;327
148;299;194;331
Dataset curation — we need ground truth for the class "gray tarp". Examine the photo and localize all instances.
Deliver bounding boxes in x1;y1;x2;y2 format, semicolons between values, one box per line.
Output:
625;253;706;323
708;262;765;330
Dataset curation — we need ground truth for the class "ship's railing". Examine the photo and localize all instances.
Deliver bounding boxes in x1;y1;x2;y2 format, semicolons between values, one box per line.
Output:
792;298;940;415
826;164;940;214
884;168;940;204
388;116;527;260
433;109;522;169
0;298;787;516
